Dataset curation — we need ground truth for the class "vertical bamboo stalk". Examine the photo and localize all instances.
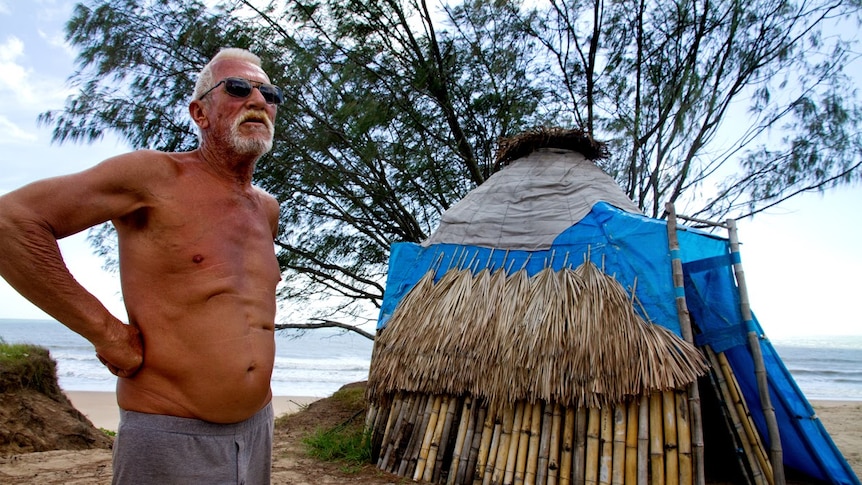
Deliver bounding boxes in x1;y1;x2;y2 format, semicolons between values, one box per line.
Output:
450;397;474;485
727;218;785;485
547;403;563;485
663;390;679;485
503;401;526;485
649;393;665;485
574;407;588;485
637;396;649;485
486;405;514;485
526;402;543;485
599;406;613;485
425;396;451;482
559;407;576;485
611;403;626;485
514;402;535;485
480;406;503;485
397;394;434;477
666;202;706;485
465;405;489;485
415;395;443;481
625;399;639;485
677;390;693;485
390;394;420;473
378;394;408;469
537;402;555;485
435;396;460;483
585;408;601;485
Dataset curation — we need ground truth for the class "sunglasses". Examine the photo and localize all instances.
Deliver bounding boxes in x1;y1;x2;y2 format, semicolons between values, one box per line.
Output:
198;77;284;105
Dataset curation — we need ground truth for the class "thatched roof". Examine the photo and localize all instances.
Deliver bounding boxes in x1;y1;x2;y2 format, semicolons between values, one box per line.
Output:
367;261;708;410
494;127;607;167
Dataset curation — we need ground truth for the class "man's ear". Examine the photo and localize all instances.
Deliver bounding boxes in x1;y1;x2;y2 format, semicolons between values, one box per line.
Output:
189;100;209;129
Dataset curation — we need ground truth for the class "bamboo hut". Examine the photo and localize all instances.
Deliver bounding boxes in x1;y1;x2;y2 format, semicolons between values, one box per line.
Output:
366;129;860;485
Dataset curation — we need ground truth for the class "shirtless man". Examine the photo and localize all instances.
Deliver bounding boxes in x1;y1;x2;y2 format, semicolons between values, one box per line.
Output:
0;48;282;484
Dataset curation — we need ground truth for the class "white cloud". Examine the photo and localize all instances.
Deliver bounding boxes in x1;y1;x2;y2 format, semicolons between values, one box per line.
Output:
0;35;74;113
0;1;9;15
0;115;39;144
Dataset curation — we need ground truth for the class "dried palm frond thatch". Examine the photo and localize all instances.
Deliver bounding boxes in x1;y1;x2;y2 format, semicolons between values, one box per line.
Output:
494;127;608;168
367;260;708;410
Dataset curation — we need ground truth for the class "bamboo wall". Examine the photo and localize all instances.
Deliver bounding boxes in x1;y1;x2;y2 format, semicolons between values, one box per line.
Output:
368;388;697;485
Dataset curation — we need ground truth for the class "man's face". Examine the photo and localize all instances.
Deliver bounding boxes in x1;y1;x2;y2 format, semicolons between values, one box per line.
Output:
202;60;278;157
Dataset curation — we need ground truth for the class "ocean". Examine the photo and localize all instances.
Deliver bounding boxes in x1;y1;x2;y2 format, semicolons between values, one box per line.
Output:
0;318;374;397
1;318;860;401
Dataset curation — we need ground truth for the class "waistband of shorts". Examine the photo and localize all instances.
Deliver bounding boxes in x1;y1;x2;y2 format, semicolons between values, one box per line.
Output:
118;401;273;436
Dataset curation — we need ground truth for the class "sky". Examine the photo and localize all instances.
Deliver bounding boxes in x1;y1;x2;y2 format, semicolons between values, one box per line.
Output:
0;0;861;338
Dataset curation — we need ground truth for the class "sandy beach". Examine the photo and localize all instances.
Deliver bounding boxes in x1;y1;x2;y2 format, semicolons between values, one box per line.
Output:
66;391;320;431
65;392;861;477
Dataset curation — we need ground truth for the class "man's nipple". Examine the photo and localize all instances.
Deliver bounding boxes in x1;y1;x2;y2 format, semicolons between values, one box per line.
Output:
192;254;204;264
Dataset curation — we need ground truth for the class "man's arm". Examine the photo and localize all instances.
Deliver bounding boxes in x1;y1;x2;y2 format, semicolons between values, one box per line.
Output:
0;151;166;376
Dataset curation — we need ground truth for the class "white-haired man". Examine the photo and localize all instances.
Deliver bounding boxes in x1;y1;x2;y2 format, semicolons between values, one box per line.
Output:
0;48;283;484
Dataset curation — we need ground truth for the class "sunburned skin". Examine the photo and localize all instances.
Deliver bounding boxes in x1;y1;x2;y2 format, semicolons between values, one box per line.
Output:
114;151;281;423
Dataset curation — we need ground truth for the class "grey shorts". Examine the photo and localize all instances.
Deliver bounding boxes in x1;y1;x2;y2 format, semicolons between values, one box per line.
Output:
112;403;274;485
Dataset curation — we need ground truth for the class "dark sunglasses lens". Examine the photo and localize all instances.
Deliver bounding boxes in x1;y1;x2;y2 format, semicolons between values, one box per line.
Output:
224;78;252;97
258;85;283;105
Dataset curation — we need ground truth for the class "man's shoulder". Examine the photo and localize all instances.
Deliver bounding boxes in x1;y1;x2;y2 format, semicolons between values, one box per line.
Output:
98;149;197;180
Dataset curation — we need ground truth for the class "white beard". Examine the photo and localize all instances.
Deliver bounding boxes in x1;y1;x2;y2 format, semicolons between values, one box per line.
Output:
229;111;274;156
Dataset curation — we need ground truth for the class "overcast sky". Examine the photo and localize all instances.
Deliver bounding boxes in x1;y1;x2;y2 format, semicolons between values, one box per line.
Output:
1;0;860;338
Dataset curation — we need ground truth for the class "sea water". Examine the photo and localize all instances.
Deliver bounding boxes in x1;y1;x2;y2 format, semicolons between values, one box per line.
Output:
0;318;373;397
1;318;860;401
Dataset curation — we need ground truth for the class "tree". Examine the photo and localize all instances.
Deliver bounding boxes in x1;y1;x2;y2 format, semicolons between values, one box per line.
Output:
41;0;862;337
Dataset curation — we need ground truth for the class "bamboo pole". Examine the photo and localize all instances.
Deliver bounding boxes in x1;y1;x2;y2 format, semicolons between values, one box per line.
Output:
436;396;460;483
663;390;679;485
676;390;693;485
386;394;424;476
611;403;626;485
637;396;649;485
503;401;526;485
547;403;563;485
649;393;665;485
585;408;601;485
537;402;555;485
450;397;474;485
574;407;587;485
514;402;535;485
727;218;785;485
401;393;433;477
425;396;451;482
486;405;514;485
414;395;442;481
600;406;613;485
718;351;773;485
526;402;543;485
706;346;767;485
665;202;706;485
378;394;407;469
465;405;489;485
480;406;502;485
559;406;576;485
625;399;639;485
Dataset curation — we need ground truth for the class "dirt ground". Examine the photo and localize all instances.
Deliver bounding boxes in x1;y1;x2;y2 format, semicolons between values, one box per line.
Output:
0;381;401;484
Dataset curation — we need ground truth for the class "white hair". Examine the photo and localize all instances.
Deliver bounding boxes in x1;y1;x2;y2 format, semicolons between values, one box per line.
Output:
192;48;264;102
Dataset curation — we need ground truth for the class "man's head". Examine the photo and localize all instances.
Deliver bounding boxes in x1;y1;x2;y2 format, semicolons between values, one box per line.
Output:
190;48;279;158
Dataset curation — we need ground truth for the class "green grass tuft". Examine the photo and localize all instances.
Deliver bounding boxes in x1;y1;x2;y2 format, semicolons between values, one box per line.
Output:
0;338;62;398
302;424;372;470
